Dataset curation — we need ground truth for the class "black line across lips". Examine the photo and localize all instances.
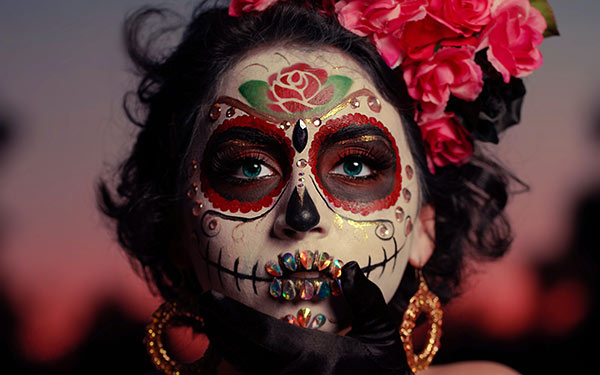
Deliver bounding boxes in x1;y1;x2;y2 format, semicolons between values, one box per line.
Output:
264;250;343;302
194;232;404;297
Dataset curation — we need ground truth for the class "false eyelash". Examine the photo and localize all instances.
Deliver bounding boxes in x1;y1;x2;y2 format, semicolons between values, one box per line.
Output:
208;148;279;184
334;144;396;171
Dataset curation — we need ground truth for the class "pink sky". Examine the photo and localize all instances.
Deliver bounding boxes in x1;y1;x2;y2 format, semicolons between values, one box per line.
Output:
0;0;598;363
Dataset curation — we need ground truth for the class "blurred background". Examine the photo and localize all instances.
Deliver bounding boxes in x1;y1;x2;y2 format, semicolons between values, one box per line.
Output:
0;1;598;374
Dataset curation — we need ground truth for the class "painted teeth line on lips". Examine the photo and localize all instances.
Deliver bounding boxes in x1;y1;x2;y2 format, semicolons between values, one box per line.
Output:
265;250;344;301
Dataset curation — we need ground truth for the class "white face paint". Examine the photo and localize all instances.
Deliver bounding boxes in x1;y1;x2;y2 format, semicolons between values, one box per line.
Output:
183;47;421;333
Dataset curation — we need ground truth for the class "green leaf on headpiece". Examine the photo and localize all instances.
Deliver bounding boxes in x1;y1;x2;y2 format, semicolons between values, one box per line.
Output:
529;0;560;37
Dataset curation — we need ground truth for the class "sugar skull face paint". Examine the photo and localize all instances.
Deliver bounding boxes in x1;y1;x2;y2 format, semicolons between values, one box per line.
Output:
183;47;422;333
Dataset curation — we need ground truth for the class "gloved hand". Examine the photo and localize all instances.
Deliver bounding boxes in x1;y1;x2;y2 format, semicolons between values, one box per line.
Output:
195;261;412;375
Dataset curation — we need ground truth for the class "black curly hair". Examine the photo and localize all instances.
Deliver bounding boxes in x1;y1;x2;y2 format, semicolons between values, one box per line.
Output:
98;0;518;318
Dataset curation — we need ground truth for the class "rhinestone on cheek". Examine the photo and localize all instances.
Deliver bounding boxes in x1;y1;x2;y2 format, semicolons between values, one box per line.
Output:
405;216;413;236
209;103;221;121
395;207;405;222
187;183;199;199
188;160;198;177
225;107;235;118
406;164;414;180
350;98;360;108
312;118;322;127
192;200;204;216
367;96;381;112
403;188;412;203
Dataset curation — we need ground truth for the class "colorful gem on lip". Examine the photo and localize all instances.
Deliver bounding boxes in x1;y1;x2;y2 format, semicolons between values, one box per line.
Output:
315;279;331;299
309;314;326;329
282;308;327;330
282;279;297;300
331;279;343;296
316;252;332;271
299;280;315;301
283;314;298;325
330;259;344;279
265;261;283;277
281;253;297;272
297;307;311;328
298;250;315;271
269;278;282;298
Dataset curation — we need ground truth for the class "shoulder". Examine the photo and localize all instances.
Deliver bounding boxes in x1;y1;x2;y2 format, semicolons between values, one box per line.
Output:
423;361;520;375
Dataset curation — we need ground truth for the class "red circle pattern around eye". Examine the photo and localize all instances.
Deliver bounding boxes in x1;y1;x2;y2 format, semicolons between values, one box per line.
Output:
308;113;402;216
200;115;293;213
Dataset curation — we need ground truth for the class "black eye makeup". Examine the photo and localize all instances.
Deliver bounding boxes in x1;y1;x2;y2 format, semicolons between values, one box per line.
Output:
200;116;293;212
309;114;402;215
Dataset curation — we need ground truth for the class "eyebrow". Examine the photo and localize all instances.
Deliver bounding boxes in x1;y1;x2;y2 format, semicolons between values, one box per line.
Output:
211;126;283;148
321;124;391;146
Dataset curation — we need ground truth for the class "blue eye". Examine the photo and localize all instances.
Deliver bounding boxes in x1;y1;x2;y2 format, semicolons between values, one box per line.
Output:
332;158;374;178
234;159;275;179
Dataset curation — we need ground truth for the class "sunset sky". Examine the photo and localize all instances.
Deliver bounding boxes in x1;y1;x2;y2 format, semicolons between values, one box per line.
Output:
0;0;598;364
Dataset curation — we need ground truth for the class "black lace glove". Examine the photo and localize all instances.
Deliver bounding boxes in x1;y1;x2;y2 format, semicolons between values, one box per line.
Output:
195;261;411;375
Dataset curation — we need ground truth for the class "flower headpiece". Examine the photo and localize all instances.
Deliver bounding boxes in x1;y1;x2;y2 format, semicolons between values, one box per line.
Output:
229;0;558;172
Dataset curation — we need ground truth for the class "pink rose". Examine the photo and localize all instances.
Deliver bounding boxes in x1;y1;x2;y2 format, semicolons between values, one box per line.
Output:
228;0;279;17
478;0;546;83
419;113;473;172
266;63;334;113
403;47;483;116
428;0;493;36
335;0;428;67
397;14;463;61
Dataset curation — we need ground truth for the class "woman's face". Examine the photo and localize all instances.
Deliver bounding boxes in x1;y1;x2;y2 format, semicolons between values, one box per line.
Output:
183;47;422;332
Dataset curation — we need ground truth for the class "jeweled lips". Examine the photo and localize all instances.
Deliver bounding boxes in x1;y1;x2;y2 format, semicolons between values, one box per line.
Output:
265;250;343;302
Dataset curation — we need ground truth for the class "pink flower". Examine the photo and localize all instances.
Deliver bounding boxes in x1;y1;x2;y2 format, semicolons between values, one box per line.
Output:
335;0;428;67
419;113;473;172
403;47;483;116
228;0;279;17
427;0;493;36
397;14;464;61
266;63;334;113
478;0;546;83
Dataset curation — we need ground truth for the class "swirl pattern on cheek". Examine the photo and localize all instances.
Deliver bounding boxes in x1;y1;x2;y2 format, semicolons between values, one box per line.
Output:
308;113;402;216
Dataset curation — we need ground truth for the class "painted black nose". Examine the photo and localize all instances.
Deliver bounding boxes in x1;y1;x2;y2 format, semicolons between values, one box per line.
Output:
285;188;320;232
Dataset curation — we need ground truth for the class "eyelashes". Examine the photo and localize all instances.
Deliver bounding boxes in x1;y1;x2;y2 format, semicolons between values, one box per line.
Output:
329;145;396;180
210;149;280;183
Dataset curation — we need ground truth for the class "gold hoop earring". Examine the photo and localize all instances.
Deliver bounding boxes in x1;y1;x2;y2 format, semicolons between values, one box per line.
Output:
145;302;205;375
399;269;443;373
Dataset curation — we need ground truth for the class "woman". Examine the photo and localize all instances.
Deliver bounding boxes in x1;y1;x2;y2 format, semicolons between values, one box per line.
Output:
99;0;556;373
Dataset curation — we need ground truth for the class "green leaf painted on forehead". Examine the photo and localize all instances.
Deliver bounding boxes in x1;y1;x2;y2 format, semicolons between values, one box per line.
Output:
239;80;271;111
238;71;353;119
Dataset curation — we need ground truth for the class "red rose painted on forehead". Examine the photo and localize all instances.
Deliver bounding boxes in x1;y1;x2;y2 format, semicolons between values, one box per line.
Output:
267;63;334;113
238;63;353;118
